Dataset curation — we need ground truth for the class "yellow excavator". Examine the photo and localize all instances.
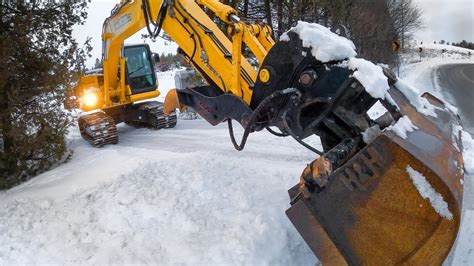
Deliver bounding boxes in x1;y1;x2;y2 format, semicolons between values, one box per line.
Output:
73;0;465;264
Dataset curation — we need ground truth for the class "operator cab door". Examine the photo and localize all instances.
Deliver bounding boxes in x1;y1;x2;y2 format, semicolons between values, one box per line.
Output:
124;44;157;94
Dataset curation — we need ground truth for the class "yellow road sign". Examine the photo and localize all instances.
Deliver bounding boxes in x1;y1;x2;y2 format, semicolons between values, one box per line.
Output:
392;40;401;52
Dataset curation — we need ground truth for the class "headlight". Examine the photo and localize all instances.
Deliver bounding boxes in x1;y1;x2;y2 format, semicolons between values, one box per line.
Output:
82;89;99;108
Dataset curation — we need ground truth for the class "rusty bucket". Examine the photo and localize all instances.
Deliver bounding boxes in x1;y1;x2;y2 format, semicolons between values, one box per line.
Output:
287;88;464;265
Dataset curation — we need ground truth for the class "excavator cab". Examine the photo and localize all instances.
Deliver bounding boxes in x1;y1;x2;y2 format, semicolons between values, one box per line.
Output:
123;44;158;94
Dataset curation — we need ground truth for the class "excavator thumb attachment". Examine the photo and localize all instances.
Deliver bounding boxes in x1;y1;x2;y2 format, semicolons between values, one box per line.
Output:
287;87;464;264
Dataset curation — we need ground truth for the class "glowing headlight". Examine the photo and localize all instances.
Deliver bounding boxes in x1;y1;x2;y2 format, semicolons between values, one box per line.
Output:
82;89;99;108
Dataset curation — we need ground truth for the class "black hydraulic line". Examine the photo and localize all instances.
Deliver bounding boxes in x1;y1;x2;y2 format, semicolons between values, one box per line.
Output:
266;127;289;137
173;3;204;59
142;1;156;37
153;1;168;37
176;1;254;91
282;112;323;155
227;89;297;151
142;0;168;38
174;2;229;93
171;5;198;60
176;1;211;32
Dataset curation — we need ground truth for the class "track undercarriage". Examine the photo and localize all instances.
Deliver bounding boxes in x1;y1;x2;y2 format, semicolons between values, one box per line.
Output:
124;101;177;129
78;112;118;147
78;101;177;147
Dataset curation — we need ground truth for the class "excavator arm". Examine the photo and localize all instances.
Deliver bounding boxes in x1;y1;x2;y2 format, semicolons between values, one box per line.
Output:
101;0;274;107
75;0;465;264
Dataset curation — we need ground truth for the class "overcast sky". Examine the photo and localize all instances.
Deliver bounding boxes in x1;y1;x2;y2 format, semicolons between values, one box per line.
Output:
73;0;473;67
73;0;178;68
413;0;474;43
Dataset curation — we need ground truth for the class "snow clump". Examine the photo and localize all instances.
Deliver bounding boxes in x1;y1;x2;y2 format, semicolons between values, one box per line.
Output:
406;166;453;220
395;79;438;117
347;58;390;99
280;21;357;62
386;116;418;139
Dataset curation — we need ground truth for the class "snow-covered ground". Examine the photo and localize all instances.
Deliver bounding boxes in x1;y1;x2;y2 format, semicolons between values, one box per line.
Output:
0;71;318;263
1;42;473;264
0;122;318;264
401;43;473;65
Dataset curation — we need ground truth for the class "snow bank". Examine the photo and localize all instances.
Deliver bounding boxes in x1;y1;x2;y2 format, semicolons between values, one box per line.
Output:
421;43;473;55
0;151;314;264
406;166;453;220
280;21;357;62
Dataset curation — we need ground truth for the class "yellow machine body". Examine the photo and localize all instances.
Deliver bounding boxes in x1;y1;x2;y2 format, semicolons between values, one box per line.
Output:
74;0;274;112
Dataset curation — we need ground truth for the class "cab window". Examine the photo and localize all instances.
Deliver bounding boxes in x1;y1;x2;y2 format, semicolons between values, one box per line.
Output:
124;46;155;94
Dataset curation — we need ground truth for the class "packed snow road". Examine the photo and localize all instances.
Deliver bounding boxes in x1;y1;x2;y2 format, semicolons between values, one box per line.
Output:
0;119;319;264
436;64;474;134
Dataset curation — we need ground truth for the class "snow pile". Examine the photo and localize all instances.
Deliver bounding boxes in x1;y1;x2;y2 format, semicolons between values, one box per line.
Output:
395;79;438;117
406;166;453;220
0;150;314;264
347;58;391;100
280;21;357;62
452;211;474;265
283;23;401;110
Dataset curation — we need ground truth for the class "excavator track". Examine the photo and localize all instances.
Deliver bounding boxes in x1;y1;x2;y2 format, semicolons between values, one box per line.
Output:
78;112;118;147
125;101;177;130
147;102;177;129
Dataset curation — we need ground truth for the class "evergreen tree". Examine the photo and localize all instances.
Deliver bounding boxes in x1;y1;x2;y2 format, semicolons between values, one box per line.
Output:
0;0;91;189
230;0;422;65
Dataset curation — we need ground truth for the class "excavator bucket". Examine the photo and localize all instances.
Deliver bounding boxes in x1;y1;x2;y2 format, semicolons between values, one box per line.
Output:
287;88;464;265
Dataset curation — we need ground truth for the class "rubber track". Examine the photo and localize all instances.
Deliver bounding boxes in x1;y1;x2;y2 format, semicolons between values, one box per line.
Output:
126;103;177;129
150;104;178;129
79;112;118;147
